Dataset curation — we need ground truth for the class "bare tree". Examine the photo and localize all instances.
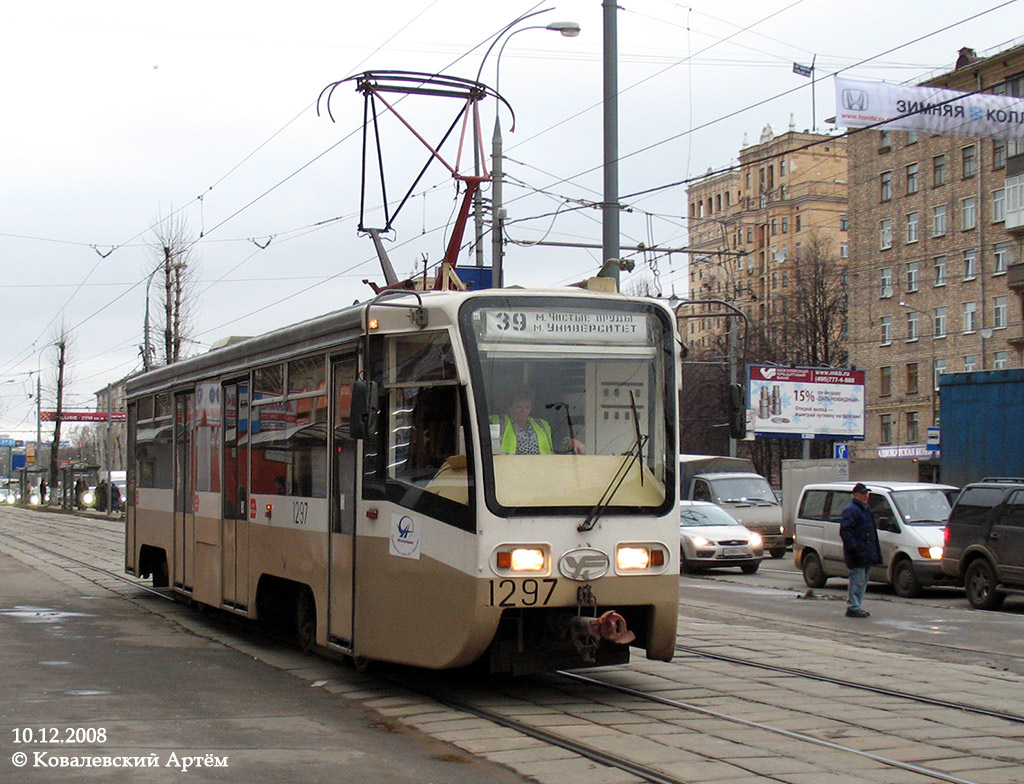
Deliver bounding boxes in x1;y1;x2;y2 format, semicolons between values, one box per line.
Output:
780;232;849;368
151;213;199;366
47;325;72;492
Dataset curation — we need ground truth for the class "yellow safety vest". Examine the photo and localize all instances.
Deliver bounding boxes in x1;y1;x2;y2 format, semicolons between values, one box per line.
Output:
492;415;554;454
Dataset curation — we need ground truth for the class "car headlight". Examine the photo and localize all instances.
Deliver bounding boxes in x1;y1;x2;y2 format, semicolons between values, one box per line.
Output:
691;536;713;548
748;532;763;548
919;546;943;560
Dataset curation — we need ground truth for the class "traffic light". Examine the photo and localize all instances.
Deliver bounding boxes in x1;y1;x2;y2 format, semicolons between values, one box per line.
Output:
728;382;746;440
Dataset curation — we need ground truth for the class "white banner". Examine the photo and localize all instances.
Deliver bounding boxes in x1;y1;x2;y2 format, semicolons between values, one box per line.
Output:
835;77;1024;141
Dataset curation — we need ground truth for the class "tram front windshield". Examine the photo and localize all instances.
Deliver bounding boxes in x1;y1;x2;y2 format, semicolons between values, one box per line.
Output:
461;297;675;516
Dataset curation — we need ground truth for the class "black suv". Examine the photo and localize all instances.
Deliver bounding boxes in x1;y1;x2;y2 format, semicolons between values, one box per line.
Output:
941;478;1024;610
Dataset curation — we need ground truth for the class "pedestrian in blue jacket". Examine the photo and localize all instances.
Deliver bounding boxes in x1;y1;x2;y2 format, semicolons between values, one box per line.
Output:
839;483;882;618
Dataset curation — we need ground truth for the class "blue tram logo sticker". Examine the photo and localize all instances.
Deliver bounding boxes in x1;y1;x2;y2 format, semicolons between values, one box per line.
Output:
558;548;610;581
389;515;421;559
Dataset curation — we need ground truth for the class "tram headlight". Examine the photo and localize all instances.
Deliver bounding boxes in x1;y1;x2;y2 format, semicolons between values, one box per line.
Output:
29;493;41;506
82;490;96;507
616;545;666;571
494;546;547;573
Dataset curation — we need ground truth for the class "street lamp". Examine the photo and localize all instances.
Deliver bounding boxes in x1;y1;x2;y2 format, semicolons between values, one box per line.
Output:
473;11;580;288
899;301;937;427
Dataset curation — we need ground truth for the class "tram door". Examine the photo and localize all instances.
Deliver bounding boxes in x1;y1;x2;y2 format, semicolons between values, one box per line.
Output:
328;354;357;647
222;380;250;611
173;393;195;592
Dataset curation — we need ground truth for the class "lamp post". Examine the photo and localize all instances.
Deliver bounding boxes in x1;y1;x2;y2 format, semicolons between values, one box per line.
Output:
475;14;580;288
673;297;748;457
899;301;937;427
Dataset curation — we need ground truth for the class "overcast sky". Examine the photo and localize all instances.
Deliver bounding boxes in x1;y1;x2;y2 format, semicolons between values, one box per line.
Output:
1;0;1021;440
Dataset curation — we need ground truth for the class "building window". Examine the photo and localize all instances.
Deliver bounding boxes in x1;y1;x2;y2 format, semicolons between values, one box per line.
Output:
993;188;1006;223
963;144;977;178
994;295;1008;329
907;411;920;443
771;218;778;235
932;204;947;236
880;315;893;344
880;267;893;296
880;130;892;149
994;351;1009;370
747;226;753;242
934;255;947;286
964;354;979;372
906;131;919;144
906;212;919;243
880;366;892;397
840;241;849;258
906;262;919;292
907;363;919;395
961;196;977;230
994;242;1010;274
934;306;947;337
994;139;1007;170
963;301;978;333
964;248;977;280
906;311;919;341
795;214;802;231
934;359;947;390
782;216;789;233
880;219;893;250
906;163;919;194
933;154;946;186
880;414;893;444
880;171;893;201
840;214;849;231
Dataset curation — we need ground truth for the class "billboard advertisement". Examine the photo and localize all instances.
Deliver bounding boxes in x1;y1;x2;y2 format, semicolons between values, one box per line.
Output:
835;76;1024;142
748;365;865;440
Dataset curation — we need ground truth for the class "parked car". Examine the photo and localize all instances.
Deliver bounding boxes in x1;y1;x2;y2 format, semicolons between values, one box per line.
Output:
794;481;959;598
942;478;1024;610
678;500;764;574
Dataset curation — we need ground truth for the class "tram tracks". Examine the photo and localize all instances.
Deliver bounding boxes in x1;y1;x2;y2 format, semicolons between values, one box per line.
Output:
4;508;1024;784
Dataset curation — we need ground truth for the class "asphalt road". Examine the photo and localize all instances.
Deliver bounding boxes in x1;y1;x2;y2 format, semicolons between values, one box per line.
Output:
680;553;1024;674
0;548;533;784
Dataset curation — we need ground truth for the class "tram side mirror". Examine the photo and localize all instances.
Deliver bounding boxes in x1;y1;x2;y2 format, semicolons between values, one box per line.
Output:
349;380;380;440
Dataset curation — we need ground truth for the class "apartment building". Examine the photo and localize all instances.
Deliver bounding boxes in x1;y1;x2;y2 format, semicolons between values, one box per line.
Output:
684;120;848;355
847;44;1024;472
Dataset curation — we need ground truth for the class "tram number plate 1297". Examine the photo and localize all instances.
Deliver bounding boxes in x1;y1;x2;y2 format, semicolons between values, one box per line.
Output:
489;578;558;607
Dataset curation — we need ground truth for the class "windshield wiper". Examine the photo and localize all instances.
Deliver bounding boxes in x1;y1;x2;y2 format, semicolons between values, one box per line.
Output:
579;391;647;533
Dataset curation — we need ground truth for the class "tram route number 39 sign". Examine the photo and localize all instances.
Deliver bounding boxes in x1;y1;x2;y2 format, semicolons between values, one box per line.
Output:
479;308;647;345
748;365;865;440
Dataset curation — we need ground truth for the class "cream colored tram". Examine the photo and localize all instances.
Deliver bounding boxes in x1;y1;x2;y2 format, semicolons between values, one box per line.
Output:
126;288;679;673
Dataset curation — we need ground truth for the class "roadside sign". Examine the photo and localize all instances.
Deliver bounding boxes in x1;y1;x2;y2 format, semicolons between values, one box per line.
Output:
926;427;941;452
833;443;849;459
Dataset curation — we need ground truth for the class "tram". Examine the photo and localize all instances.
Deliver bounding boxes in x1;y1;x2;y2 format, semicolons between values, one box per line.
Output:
125;286;680;673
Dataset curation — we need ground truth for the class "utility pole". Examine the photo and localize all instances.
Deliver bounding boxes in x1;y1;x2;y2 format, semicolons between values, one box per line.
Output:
602;0;620;285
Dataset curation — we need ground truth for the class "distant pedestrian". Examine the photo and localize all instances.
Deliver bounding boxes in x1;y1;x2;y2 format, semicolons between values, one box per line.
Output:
839;483;882;618
96;480;109;512
39;479;48;504
109;482;120;513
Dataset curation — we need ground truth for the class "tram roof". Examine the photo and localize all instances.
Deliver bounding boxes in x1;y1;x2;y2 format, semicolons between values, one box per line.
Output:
125;287;643;398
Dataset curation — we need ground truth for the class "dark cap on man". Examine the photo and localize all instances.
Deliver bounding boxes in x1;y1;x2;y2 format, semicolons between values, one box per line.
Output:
852;482;868;495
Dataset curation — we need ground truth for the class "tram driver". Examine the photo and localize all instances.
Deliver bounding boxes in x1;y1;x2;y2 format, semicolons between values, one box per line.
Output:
493;386;585;456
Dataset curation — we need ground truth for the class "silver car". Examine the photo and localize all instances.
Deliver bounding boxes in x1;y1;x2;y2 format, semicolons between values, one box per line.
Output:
679;500;764;574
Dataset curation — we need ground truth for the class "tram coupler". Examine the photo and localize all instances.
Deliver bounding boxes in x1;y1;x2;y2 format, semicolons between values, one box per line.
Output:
569;585;636;661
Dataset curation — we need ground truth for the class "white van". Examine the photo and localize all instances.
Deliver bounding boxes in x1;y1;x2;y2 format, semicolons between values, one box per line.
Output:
793;481;959;598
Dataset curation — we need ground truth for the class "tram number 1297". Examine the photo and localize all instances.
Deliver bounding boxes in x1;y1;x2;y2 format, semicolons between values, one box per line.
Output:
488;578;558;607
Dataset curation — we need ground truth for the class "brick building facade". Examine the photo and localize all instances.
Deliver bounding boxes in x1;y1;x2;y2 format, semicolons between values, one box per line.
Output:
847;44;1024;472
684;121;848;355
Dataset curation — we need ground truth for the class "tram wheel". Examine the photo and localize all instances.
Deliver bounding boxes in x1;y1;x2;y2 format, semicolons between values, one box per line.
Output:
295;587;317;651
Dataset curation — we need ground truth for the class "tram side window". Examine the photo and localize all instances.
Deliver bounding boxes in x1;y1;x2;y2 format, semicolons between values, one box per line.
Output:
135;396;173;489
249;357;328;498
365;332;472;516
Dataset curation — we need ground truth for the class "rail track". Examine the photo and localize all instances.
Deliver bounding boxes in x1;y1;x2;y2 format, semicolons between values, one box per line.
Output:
4;506;1024;784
